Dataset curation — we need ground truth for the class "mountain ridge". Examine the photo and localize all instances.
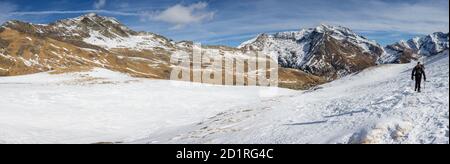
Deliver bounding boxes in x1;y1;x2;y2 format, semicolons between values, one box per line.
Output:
0;13;326;90
1;13;448;89
239;24;448;79
238;24;385;79
380;32;449;63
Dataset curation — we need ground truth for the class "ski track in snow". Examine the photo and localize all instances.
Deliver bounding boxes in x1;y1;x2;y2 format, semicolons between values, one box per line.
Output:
135;54;449;144
0;55;448;144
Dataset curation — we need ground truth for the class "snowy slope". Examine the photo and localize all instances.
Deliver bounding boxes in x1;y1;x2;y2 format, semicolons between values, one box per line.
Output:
0;68;295;144
68;13;173;50
1;53;448;144
83;31;171;50
135;54;449;144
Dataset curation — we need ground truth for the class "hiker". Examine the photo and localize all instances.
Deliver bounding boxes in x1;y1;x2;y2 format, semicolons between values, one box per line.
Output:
412;62;426;92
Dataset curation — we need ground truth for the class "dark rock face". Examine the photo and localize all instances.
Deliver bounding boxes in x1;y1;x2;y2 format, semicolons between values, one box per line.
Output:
302;35;379;79
239;24;383;80
0;38;9;48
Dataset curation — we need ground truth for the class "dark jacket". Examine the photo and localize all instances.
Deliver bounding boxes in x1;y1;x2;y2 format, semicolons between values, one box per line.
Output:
412;64;426;81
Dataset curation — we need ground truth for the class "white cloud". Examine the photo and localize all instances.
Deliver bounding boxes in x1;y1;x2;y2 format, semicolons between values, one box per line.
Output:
146;0;447;46
1;0;447;46
183;0;448;41
144;2;215;29
94;0;107;9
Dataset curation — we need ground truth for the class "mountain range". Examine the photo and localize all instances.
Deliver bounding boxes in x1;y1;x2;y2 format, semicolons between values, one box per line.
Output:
239;24;449;80
0;13;448;89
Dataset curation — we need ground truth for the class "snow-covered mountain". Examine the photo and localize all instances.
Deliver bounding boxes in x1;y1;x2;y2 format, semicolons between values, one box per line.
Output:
1;13;447;89
0;13;324;90
239;24;385;80
0;13;196;79
380;32;449;63
3;13;174;50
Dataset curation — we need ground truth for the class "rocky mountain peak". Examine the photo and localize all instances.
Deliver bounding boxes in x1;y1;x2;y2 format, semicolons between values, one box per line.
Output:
315;24;351;34
1;13;138;40
51;13;137;38
380;31;449;64
238;24;385;79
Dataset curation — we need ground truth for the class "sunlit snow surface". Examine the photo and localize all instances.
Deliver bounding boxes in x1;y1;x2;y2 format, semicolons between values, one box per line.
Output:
0;54;448;144
0;69;293;144
83;30;169;50
136;54;449;144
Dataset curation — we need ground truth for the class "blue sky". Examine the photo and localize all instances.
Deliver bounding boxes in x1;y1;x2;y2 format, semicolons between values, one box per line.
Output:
0;0;448;47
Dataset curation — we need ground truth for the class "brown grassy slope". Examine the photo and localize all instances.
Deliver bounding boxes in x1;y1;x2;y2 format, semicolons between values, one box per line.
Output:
0;28;325;90
0;28;169;78
278;67;326;90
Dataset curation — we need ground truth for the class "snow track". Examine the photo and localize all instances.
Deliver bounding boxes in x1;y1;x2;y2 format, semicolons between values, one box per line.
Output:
136;54;449;144
0;55;448;144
